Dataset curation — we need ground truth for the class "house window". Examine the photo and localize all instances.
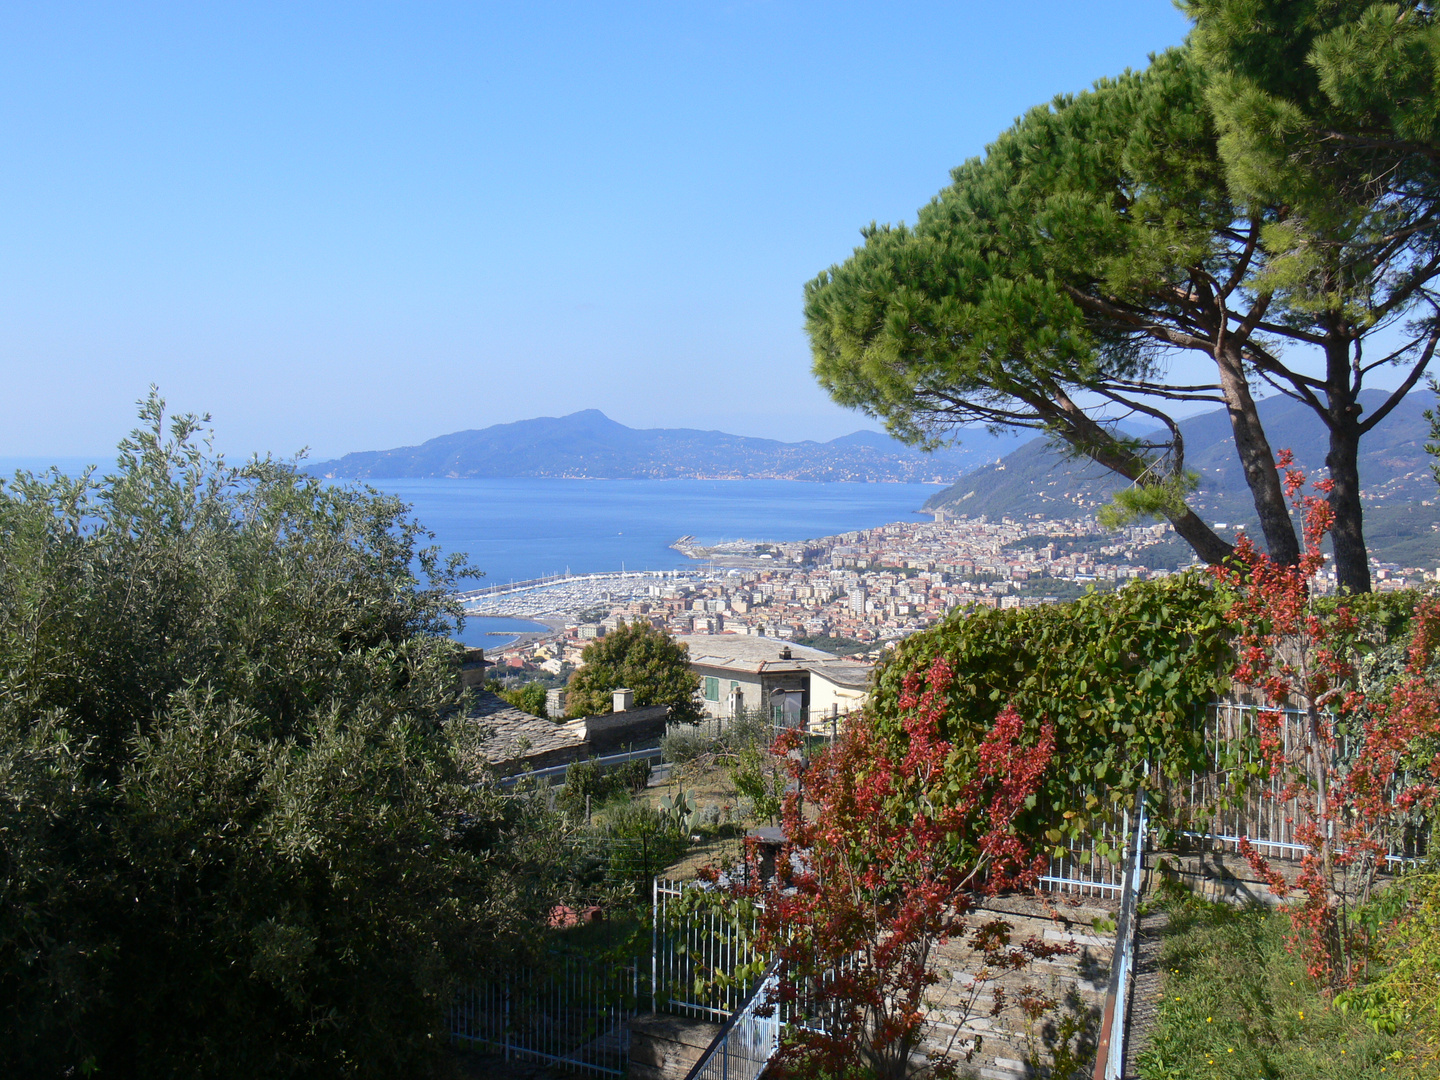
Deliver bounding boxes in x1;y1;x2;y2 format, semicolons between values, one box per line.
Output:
704;676;720;701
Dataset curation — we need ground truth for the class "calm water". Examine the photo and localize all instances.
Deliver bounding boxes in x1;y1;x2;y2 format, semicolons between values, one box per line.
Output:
383;477;939;649
1;460;940;648
374;477;939;585
462;614;552;651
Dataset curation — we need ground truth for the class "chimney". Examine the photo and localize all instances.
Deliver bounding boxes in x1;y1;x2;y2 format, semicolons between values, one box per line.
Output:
779;646;792;660
612;688;633;713
546;688;567;717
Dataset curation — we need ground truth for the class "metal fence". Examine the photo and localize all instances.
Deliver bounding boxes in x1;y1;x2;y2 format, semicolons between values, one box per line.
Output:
1038;794;1136;897
572;833;690;887
682;962;782;1080
1170;700;1430;865
450;952;642;1077
769;705;848;741
499;745;663;789
1093;791;1147;1080
653;878;764;1021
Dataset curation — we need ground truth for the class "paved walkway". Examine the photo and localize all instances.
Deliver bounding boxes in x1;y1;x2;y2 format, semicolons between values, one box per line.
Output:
1122;906;1170;1078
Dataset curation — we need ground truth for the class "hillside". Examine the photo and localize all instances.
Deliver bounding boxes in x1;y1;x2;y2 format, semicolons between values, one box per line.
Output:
925;391;1439;567
309;410;1024;483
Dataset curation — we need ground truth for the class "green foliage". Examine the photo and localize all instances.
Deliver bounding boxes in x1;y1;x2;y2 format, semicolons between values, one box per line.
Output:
560;757;610;810
615;757;653;794
870;573;1233;840
1337;872;1440;1073
793;634;872;657
557;756;652;815
1187;1;1438;262
730;745;785;825
1183;0;1439;591
657;787;700;834
721;705;775;753
659;724;712;765
1096;471;1200;531
1426;379;1440;489
807;14;1439;588
803;47;1263;565
0;394;569;1080
497;679;549;718
593;800;691;886
1138;893;1407;1079
659;706;775;779
565;620;701;722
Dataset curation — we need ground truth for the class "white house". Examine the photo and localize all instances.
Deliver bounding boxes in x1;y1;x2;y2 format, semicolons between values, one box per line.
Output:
675;634;872;732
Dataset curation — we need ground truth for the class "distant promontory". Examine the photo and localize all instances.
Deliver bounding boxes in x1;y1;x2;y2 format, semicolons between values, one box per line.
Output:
307;410;1018;483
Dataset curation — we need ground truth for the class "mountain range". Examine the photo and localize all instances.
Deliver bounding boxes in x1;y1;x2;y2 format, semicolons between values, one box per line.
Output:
309;410;1023;483
925;390;1439;567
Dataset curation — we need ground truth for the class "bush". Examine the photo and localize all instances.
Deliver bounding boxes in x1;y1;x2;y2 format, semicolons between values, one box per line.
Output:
873;573;1233;836
661;726;714;765
0;396;568;1080
559;757;653;815
661;707;776;770
497;680;548;718
731;744;785;825
615;758;653;793
1337;871;1440;1076
565;621;701;722
596;800;691;886
722;706;774;753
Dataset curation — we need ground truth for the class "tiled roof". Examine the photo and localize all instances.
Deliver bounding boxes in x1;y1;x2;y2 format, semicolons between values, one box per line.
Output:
807;660;873;689
449;691;584;775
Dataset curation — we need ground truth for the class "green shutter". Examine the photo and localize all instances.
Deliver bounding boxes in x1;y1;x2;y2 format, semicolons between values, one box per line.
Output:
704;676;719;701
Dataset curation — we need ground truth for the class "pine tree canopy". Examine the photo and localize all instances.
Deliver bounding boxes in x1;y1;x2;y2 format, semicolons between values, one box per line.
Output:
807;14;1440;594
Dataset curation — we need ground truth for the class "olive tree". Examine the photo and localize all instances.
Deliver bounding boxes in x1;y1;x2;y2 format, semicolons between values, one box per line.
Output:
0;393;568;1079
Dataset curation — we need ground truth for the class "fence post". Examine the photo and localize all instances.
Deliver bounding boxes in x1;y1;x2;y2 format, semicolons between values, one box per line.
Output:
651;877;659;1014
1093;788;1147;1080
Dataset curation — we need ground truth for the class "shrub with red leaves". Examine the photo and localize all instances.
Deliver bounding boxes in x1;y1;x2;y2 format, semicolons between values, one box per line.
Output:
723;657;1066;1079
1215;450;1440;989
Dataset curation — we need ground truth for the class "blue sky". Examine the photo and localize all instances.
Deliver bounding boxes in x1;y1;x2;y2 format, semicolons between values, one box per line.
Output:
1;1;1197;460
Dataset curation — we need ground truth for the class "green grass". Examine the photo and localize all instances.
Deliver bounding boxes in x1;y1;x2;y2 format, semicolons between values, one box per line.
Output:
1137;894;1409;1079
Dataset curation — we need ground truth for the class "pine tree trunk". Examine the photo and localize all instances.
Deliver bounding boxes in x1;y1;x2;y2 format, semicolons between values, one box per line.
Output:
1216;345;1301;565
1326;413;1371;594
1041;393;1235;566
1164;506;1235;565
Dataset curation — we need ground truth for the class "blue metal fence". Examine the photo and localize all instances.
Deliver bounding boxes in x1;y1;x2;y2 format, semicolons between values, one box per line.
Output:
681;962;782;1080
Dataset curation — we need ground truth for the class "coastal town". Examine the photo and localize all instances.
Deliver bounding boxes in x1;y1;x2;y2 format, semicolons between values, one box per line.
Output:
470;512;1437;673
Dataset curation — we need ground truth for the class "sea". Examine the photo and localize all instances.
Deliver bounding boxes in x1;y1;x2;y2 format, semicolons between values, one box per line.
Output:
378;478;940;647
0;459;942;649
